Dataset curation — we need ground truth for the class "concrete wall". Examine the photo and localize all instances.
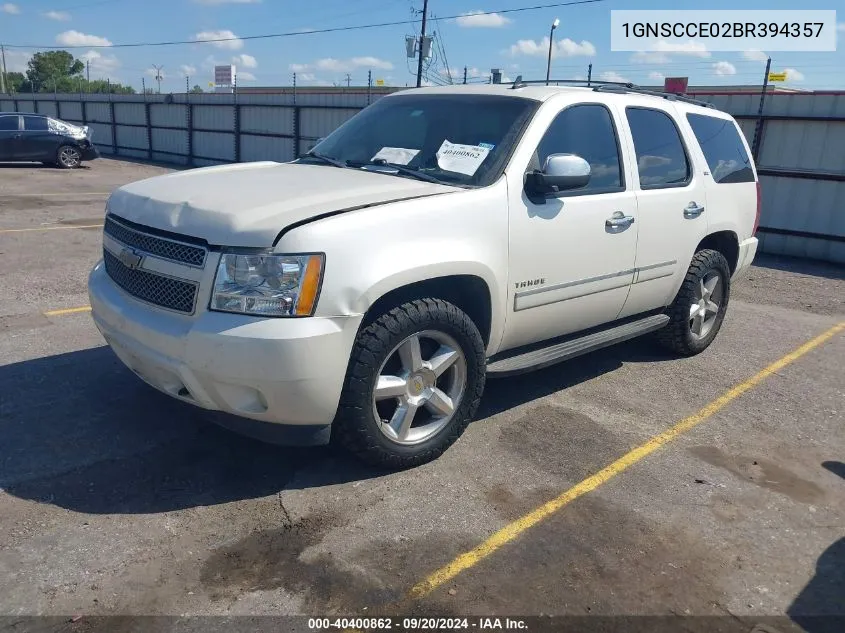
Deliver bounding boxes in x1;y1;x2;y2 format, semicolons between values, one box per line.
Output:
2;90;843;263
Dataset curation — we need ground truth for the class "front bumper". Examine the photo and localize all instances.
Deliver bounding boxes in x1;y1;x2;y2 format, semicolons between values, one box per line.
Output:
733;236;759;279
88;260;362;428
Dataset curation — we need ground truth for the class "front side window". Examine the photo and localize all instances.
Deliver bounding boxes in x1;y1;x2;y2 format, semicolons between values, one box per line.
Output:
626;107;691;189
306;94;539;187
533;103;624;193
686;113;755;184
23;116;49;131
0;116;19;131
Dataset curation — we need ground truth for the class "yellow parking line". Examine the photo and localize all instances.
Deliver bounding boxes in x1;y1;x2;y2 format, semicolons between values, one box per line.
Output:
0;192;111;197
44;306;92;317
409;321;845;600
0;224;103;234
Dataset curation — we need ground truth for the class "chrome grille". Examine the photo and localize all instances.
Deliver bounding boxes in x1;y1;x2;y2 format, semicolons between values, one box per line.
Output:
103;250;198;314
104;216;207;267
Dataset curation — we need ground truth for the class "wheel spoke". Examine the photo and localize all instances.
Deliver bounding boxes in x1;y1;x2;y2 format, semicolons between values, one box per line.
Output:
705;299;719;315
374;375;407;400
698;278;707;301
388;401;419;441
704;275;719;297
427;345;459;377
689;302;701;319
424;388;454;417
690;312;704;335
398;335;423;372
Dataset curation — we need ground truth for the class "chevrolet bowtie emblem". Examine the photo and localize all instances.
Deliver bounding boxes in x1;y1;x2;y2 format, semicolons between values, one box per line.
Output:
118;247;144;270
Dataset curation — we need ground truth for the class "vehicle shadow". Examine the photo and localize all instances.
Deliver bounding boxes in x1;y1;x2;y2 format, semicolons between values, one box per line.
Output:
0;162;91;170
786;461;845;633
1;337;674;515
751;252;845;282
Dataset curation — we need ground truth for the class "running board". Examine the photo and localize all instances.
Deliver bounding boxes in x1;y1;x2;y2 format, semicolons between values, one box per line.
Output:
487;314;670;377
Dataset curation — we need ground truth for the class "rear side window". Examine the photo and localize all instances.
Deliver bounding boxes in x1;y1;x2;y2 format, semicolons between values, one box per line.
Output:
0;116;19;131
686;113;755;184
626;107;691;189
23;116;49;131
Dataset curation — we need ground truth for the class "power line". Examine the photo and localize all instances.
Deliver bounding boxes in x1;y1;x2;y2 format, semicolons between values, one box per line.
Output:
3;0;606;49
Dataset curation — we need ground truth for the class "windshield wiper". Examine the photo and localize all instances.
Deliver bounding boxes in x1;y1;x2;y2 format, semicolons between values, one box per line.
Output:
348;159;444;185
302;151;347;168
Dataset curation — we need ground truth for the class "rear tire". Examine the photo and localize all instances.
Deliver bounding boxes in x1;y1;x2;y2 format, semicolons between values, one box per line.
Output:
656;249;731;356
56;145;82;169
333;298;486;469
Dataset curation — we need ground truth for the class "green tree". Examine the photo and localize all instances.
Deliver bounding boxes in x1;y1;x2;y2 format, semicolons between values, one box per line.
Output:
86;79;136;94
26;50;84;92
3;71;26;94
189;84;204;93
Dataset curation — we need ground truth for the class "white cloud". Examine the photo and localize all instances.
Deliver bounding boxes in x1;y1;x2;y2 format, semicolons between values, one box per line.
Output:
712;61;737;76
784;67;805;81
179;64;197;76
236;71;256;81
742;50;768;63
56;30;112;46
194;30;244;50
194;0;260;4
630;51;670;64
455;11;510;28
600;71;629;83
291;57;393;73
299;73;316;81
1;3;20;15
509;37;596;58
652;39;710;57
648;71;665;81
231;53;257;68
3;49;30;72
44;10;71;21
79;50;121;77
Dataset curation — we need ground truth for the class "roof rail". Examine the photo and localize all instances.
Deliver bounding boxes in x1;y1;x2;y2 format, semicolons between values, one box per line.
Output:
509;75;715;109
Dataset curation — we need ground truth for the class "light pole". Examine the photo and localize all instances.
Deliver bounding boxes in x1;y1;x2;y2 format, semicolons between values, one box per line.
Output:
545;18;560;86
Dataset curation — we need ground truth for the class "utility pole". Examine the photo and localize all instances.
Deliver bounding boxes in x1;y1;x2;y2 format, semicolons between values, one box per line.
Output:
367;70;372;104
345;73;351;88
751;57;772;161
546;18;560;86
152;64;164;94
292;72;296;104
587;63;592;86
86;60;90;83
0;44;6;94
415;0;429;87
463;66;467;85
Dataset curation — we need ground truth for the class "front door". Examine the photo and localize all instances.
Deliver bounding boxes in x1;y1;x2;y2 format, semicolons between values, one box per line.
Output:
0;115;22;161
502;101;639;351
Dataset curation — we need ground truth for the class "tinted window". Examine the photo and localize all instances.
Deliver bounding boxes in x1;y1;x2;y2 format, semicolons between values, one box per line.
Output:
626;107;690;188
309;95;538;187
687;113;755;184
535;104;623;192
23;116;49;131
0;116;19;131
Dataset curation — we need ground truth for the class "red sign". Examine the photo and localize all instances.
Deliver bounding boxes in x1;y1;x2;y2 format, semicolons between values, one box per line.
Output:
664;77;689;94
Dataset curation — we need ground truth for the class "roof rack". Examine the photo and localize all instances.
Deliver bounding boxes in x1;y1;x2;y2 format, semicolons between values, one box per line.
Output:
509;75;715;109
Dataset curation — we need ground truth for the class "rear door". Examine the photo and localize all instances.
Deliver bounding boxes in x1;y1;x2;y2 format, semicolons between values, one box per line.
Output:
0;115;22;160
616;102;710;318
20;115;59;161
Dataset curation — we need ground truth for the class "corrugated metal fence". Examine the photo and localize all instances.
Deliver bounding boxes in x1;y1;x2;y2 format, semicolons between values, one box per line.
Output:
2;89;843;263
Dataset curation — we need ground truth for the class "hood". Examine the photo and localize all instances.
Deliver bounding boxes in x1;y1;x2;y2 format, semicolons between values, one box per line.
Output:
106;161;457;247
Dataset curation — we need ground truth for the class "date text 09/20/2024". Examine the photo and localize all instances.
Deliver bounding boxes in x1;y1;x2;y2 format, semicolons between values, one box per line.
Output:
308;617;528;630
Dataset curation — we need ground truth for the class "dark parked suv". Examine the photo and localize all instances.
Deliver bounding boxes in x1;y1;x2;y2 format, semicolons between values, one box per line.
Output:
0;112;99;169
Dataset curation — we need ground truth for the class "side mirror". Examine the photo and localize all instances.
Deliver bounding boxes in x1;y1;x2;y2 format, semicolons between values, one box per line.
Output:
526;153;591;195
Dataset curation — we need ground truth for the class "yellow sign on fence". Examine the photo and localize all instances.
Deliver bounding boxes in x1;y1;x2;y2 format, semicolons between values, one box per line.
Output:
768;72;787;82
376;79;385;86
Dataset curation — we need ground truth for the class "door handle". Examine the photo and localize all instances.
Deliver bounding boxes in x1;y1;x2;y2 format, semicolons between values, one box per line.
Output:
684;202;705;218
606;211;635;230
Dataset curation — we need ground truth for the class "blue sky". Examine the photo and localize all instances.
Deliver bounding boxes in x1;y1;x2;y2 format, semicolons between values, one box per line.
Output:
1;0;842;91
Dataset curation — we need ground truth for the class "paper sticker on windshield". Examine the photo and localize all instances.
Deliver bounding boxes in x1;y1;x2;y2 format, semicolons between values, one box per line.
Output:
436;140;491;176
371;147;420;165
478;142;495;150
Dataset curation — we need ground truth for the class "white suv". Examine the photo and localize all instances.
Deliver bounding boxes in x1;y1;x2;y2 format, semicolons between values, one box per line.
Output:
88;80;759;468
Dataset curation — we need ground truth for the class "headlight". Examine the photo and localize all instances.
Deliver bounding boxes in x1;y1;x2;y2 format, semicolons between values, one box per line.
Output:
210;253;324;317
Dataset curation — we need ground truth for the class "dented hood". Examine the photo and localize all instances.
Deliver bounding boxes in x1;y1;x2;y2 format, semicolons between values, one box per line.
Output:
106;161;456;247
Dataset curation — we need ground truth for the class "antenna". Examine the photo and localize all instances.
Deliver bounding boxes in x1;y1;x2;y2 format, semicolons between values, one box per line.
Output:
152;64;164;94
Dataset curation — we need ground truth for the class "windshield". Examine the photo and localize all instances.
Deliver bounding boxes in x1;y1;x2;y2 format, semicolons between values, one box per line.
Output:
303;94;539;187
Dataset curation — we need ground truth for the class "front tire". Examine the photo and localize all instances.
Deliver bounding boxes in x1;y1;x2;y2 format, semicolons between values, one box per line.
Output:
333;298;486;469
56;145;82;169
656;248;731;356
